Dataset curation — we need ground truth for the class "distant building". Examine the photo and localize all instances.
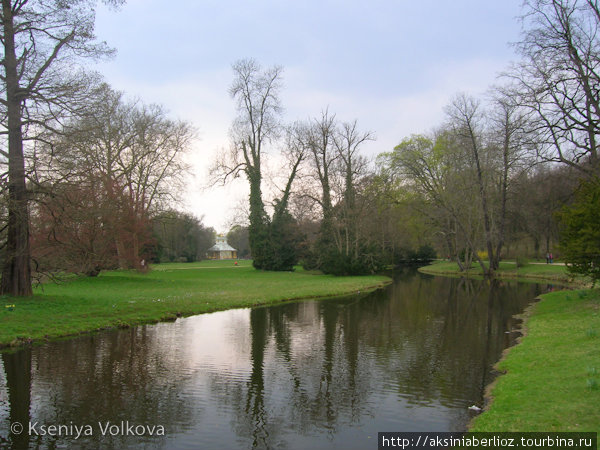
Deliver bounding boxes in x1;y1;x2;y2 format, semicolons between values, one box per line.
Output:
207;235;238;260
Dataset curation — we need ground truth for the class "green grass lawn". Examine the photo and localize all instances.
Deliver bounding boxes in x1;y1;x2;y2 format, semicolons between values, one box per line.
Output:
470;288;600;434
422;260;598;437
419;260;584;286
0;259;390;348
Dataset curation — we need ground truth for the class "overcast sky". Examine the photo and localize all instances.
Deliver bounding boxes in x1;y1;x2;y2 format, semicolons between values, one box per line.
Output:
93;0;525;232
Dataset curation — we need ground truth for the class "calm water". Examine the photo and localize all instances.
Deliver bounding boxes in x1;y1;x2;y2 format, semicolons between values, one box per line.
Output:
0;270;546;449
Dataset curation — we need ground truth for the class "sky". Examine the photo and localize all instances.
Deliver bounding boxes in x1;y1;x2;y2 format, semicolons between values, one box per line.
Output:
93;0;525;232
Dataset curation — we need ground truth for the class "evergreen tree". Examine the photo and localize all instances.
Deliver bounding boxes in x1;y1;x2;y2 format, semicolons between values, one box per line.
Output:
558;180;600;284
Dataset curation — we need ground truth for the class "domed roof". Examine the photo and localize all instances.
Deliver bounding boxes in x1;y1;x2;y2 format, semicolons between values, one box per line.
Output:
208;235;237;252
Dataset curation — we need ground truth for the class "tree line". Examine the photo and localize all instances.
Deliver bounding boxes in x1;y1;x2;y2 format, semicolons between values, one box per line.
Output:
213;59;436;275
0;0;218;292
2;0;599;297
215;0;600;282
383;0;600;281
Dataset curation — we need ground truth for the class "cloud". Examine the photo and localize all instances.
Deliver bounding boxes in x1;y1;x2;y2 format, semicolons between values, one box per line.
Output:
95;52;512;231
282;57;509;156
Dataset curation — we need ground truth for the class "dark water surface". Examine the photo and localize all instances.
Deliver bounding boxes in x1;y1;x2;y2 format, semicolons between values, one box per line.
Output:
0;270;546;449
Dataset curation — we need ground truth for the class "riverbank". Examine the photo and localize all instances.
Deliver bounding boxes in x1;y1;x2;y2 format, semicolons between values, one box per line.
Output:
0;260;391;349
470;288;600;434
420;260;599;436
419;260;587;287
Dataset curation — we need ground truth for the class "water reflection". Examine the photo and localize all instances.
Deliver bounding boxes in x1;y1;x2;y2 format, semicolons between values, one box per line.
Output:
0;270;544;449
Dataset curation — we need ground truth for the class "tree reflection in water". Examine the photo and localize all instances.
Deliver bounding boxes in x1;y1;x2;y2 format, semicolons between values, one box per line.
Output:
1;350;31;449
209;270;542;448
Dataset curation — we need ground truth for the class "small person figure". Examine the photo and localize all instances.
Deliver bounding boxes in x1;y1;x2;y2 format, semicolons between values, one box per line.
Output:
549;252;553;264
546;252;550;264
234;261;238;266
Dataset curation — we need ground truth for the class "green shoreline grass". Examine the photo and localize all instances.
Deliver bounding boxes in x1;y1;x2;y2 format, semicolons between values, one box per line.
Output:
419;260;588;287
0;259;391;349
471;288;600;436
420;260;599;439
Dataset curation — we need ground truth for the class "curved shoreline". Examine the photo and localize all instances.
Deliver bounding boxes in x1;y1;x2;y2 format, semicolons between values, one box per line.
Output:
1;283;391;352
470;297;539;425
0;262;391;351
469;287;599;433
419;262;599;434
418;260;586;287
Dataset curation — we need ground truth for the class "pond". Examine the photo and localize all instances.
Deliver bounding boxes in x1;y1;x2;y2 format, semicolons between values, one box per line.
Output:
0;269;547;449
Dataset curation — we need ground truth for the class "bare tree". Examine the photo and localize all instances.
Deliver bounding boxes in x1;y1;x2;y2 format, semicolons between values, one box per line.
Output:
487;89;532;267
213;59;306;270
122;103;194;265
510;0;600;177
289;110;340;266
296;112;376;273
33;84;194;272
305;109;338;222
333;120;373;259
446;94;500;273
273;122;307;220
0;0;123;295
334;120;373;213
212;59;283;268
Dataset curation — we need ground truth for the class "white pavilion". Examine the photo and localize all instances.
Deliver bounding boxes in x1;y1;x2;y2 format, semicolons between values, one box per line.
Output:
207;235;238;260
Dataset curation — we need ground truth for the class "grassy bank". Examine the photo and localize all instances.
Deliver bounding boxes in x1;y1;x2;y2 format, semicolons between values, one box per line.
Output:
419;260;584;286
470;288;600;434
422;260;599;435
0;259;390;349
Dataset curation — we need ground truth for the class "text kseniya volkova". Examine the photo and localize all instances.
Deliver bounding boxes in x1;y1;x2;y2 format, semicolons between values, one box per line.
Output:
28;421;165;439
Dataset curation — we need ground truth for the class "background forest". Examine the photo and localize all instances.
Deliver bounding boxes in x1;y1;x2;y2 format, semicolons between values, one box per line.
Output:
1;0;599;295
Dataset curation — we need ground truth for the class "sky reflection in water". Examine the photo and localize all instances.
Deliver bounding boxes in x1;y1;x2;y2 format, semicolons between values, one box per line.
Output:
0;269;546;449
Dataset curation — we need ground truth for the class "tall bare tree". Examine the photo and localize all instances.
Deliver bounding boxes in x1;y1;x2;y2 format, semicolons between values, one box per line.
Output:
511;0;600;177
213;59;283;268
487;90;532;268
273;122;307;220
305;109;338;222
294;110;339;267
0;0;123;295
333;120;373;259
297;112;376;273
213;59;306;270
446;94;500;273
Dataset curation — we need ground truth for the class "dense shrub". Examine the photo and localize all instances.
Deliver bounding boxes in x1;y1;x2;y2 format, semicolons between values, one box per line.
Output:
558;180;600;284
416;244;436;261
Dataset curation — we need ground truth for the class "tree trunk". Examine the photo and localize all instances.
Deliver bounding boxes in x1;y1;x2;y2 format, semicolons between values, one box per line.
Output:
493;131;510;270
132;232;140;269
1;1;32;296
455;249;465;271
471;139;495;274
115;236;128;269
248;169;268;269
